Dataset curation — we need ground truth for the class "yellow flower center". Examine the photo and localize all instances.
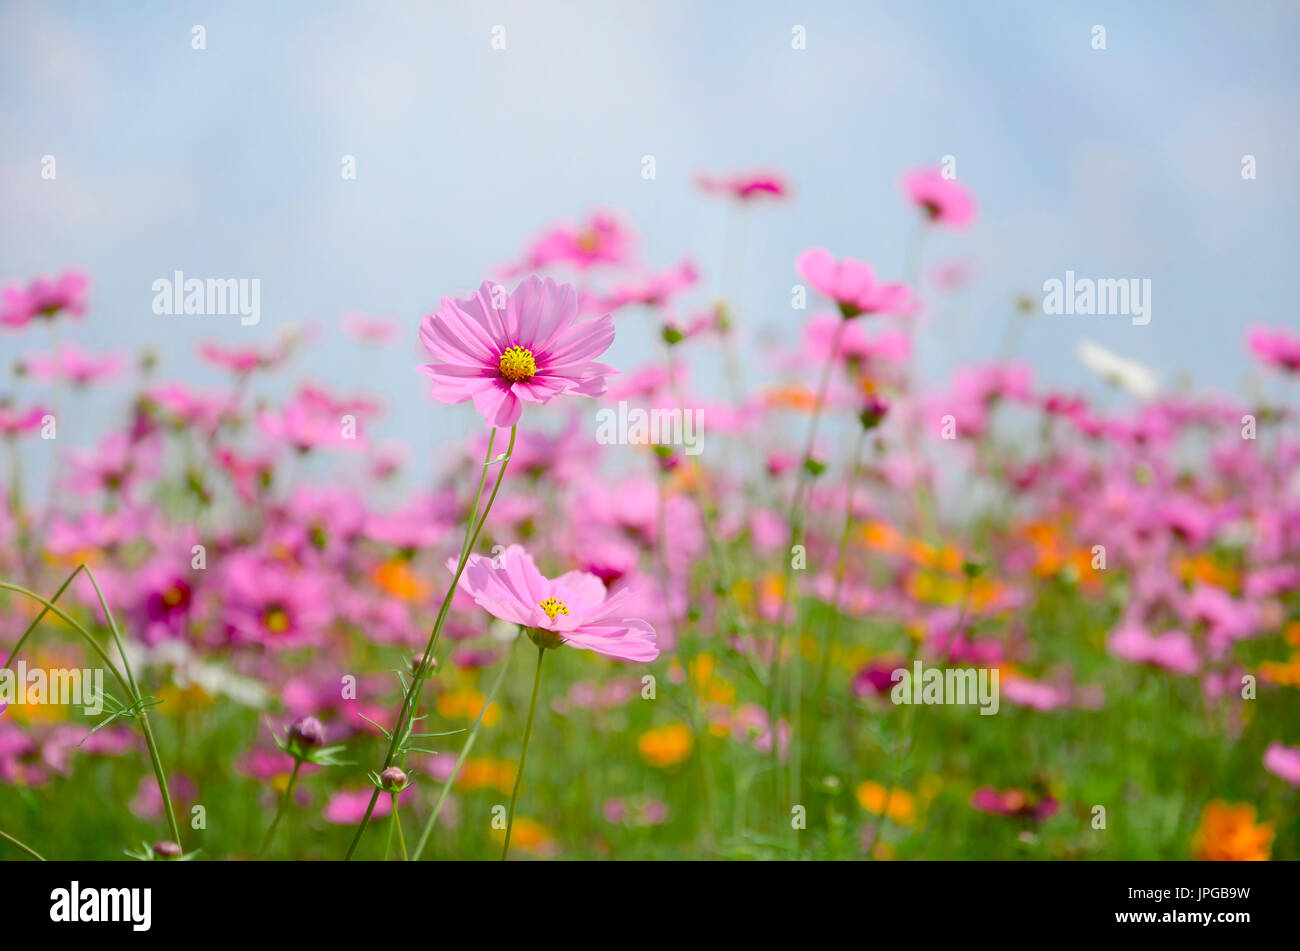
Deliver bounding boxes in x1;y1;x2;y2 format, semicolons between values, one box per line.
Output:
499;346;537;383
263;606;290;633
576;230;601;253
538;597;570;622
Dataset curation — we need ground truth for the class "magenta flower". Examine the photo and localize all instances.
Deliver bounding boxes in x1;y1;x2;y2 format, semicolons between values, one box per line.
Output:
1;270;87;327
970;786;1058;820
696;169;790;201
796;248;917;318
1247;325;1300;374
220;553;332;649
901;168;977;228
454;544;658;662
0;403;49;437
419;276;616;429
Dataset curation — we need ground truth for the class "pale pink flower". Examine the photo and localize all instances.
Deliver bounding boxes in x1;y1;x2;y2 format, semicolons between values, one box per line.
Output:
1263;743;1300;787
796;248;917;318
902;168;977;228
20;342;125;386
454;544;658;662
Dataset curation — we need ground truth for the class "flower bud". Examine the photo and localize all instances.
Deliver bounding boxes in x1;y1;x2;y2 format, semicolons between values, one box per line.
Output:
410;653;438;675
380;766;407;791
287;715;325;757
858;393;890;430
153;841;182;860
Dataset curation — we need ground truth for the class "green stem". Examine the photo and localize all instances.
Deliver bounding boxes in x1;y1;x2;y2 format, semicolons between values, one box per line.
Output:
256;759;302;857
501;645;545;861
0;580;127;685
391;793;408;861
812;424;869;748
766;317;846;808
3;564;85;670
1;568;182;848
344;424;517;860
82;567;184;848
411;631;518;860
0;827;45;861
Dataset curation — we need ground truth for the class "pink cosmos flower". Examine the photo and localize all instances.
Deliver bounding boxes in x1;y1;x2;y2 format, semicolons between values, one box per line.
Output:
454;544;658;662
504;212;636;275
258;397;362;453
901;168;977;228
1247;325;1300;374
198;340;288;375
695;169;789;201
1108;622;1200;675
419;276;616;429
20;342;125;386
596;258;699;313
341;310;401;345
1263;743;1300;787
220;553;333;649
796;248;917;318
1;270;87;327
324;787;411;824
0;403;49;437
970;786;1058;820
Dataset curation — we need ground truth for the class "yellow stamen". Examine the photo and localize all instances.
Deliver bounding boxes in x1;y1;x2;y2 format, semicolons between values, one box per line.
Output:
538;597;569;622
263;606;290;633
499;346;537;383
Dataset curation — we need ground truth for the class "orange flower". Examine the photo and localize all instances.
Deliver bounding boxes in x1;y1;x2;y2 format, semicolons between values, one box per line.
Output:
763;384;817;411
456;757;516;794
436;687;500;726
1191;800;1273;861
863;520;904;556
371;559;430;602
638;723;694;768
856;781;917;825
490;817;558;856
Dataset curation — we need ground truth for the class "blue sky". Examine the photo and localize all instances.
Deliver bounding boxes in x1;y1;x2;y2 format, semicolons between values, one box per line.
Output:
2;0;1298;482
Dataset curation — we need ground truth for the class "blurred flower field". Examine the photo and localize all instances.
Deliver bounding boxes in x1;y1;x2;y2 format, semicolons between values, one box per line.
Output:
1;168;1298;862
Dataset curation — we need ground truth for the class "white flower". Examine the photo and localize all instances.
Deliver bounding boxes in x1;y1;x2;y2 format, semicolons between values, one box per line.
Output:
1076;339;1158;399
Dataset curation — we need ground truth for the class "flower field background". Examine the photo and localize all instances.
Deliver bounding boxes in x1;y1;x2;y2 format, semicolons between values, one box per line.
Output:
1;2;1298;863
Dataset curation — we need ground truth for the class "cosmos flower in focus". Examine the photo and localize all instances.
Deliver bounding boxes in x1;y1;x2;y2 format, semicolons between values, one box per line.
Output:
419;276;616;429
453;544;658;662
901;168;976;228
